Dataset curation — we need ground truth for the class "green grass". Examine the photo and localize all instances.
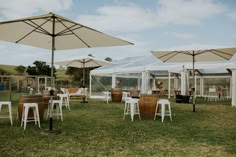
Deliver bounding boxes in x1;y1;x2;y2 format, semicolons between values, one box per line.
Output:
0;64;18;75
0;94;236;157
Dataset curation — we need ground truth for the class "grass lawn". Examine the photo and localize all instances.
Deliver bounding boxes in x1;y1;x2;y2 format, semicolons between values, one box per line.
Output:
0;94;236;157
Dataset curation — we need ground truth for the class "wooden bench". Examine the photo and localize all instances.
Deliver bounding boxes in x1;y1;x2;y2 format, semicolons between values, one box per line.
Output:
67;88;87;101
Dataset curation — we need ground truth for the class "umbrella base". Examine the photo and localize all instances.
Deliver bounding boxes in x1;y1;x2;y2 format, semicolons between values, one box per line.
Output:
41;129;62;136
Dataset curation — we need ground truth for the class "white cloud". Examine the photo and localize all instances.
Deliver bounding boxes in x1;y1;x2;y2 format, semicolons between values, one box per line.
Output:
77;0;225;33
77;4;157;33
156;0;225;25
0;0;73;20
227;11;236;20
232;33;236;38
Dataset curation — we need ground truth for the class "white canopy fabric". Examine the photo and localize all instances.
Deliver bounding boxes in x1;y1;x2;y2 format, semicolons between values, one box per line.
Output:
91;55;234;76
54;56;111;86
54;56;111;68
0;12;133;50
151;48;236;62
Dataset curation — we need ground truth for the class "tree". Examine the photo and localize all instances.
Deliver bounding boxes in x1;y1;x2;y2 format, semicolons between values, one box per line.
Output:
26;61;56;77
0;68;8;75
105;57;112;62
15;65;26;75
66;66;96;87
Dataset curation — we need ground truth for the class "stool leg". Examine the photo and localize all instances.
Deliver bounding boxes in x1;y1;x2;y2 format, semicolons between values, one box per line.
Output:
35;106;41;128
21;106;25;127
123;102;127;120
66;96;70;110
154;103;159;120
24;107;29;130
136;103;141;120
56;103;60;119
161;104;165;123
59;103;63;122
8;103;13;126
168;103;172;122
130;103;134;122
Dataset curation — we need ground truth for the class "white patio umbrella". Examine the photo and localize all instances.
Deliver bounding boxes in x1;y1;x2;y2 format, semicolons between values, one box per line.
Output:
54;55;111;86
0;12;133;131
151;47;236;112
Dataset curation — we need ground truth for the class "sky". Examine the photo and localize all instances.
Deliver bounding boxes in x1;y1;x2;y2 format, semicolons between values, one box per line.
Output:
0;0;235;66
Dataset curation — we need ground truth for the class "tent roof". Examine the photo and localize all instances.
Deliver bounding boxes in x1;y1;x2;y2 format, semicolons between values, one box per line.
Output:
91;55;235;76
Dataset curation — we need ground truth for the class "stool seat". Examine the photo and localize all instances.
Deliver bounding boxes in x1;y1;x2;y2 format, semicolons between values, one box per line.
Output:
47;99;63;121
0;101;13;125
123;98;141;121
21;103;40;130
154;99;172;122
121;91;131;102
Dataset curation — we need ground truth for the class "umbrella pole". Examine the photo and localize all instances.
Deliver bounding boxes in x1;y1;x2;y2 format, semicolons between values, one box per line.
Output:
83;61;85;87
49;16;56;131
81;61;88;103
192;52;196;112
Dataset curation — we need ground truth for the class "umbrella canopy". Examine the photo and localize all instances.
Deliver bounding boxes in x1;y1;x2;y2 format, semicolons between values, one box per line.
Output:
0;12;133;131
151;47;236;112
54;56;111;68
0;12;133;50
0;12;133;86
54;56;111;86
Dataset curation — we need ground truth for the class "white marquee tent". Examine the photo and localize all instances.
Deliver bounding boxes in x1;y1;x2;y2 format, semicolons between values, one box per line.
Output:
90;55;236;106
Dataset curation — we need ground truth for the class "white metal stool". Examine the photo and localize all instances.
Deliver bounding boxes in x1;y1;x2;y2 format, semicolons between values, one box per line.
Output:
154;99;172;122
123;98;141;121
121;91;131;102
47;98;63;121
21;103;40;130
0;101;13;125
57;94;70;110
102;91;111;104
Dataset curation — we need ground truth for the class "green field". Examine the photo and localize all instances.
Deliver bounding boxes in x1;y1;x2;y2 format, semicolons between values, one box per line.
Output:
0;64;18;75
0;94;235;157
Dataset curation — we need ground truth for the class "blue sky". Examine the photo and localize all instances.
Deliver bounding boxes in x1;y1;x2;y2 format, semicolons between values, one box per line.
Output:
0;0;235;66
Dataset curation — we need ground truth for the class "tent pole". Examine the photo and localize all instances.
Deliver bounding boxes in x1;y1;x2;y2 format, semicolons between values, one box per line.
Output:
192;51;196;112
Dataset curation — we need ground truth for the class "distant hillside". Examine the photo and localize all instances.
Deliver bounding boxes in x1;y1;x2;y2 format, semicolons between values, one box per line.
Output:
0;64;70;80
0;64;18;75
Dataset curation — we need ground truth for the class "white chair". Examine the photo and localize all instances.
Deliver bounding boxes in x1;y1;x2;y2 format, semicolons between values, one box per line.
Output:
47;97;63;122
123;98;141;121
102;91;111;104
121;91;131;102
154;99;172;123
57;94;70;110
21;103;40;130
0;101;13;125
207;87;218;102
